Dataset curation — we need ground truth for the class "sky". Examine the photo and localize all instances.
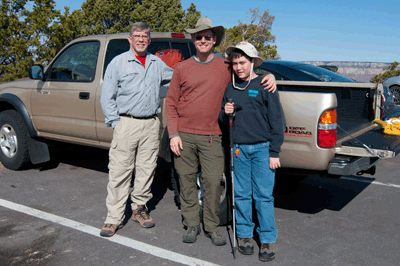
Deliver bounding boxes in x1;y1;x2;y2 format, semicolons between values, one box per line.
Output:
54;0;400;63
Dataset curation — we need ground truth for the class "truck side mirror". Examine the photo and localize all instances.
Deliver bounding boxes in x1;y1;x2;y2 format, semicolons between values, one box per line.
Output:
29;65;44;81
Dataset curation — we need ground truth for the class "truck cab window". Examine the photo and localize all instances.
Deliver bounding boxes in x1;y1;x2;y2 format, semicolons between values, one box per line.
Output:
147;42;170;55
171;43;190;59
189;43;196;57
48;41;100;82
103;39;130;76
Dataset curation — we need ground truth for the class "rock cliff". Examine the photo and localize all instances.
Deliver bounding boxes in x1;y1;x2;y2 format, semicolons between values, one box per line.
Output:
302;61;398;82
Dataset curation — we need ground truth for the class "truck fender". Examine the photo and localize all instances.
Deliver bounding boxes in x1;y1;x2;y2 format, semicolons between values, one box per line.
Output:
0;93;50;164
0;93;38;138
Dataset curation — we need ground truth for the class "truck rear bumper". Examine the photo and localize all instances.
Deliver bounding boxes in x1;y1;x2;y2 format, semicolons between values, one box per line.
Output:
327;155;381;176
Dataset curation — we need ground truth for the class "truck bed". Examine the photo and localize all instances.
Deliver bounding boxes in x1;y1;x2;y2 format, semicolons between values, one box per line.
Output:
278;81;376;140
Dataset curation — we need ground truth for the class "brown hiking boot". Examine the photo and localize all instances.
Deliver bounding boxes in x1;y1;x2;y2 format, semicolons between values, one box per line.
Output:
238;238;254;255
259;243;276;262
100;223;124;237
205;230;227;246
182;225;201;243
132;205;155;228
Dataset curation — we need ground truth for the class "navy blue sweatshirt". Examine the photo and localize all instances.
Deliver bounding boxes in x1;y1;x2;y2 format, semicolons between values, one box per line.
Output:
219;76;285;158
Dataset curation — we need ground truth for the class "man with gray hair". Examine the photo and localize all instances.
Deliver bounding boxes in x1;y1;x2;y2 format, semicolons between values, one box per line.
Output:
100;22;174;237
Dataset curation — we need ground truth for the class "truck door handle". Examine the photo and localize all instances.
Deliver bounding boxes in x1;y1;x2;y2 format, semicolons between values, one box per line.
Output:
79;92;90;100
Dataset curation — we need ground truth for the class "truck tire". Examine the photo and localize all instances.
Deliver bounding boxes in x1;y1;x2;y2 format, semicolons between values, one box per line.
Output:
0;110;31;170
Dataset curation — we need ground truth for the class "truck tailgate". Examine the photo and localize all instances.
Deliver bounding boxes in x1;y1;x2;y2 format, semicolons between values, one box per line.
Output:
278;81;380;139
338;127;400;158
279;90;337;170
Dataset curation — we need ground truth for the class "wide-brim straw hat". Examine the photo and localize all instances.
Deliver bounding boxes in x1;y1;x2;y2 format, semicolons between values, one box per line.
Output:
225;41;264;68
185;17;225;47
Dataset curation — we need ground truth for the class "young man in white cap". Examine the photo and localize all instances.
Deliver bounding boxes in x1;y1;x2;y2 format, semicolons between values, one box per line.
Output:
220;42;285;261
165;17;277;246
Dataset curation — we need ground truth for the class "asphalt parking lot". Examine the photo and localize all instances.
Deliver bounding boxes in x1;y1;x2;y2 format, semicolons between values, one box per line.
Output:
1;145;400;265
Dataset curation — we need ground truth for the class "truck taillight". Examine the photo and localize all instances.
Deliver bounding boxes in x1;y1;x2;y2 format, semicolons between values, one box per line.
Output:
381;94;386;118
318;109;337;148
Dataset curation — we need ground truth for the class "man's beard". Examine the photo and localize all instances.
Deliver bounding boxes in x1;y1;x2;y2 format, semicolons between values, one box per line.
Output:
134;43;146;53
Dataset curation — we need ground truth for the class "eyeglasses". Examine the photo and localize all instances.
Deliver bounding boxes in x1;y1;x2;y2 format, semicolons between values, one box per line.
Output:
132;35;149;39
194;35;213;41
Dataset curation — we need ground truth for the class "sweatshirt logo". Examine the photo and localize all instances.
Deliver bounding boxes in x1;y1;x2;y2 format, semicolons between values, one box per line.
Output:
248;90;259;97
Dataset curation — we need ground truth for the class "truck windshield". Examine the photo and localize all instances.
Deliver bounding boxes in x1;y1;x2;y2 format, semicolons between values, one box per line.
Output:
103;39;194;77
293;64;355;82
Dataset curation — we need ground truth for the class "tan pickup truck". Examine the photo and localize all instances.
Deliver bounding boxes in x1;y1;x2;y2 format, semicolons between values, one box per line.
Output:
0;32;399;175
1;32;400;224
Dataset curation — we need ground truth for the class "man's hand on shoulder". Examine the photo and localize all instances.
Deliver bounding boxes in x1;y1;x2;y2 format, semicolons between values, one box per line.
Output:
261;74;277;93
170;136;183;156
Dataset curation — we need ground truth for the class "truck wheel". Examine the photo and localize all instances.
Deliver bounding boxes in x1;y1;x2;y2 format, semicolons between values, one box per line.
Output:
389;85;400;105
0;110;31;170
217;185;231;226
197;172;231;226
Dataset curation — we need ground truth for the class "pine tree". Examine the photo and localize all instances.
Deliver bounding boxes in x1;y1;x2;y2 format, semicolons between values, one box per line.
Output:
23;0;65;65
0;0;33;81
370;62;400;83
0;0;201;82
180;2;201;32
74;0;200;36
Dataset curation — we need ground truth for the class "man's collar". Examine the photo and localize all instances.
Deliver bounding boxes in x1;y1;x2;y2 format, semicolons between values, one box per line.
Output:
193;53;215;64
127;50;155;62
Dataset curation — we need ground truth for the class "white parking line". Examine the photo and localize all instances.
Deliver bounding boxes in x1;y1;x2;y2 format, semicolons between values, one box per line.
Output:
0;198;220;266
340;176;400;188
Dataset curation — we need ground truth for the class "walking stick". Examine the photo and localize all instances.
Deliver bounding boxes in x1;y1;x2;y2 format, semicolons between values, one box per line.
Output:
227;98;237;259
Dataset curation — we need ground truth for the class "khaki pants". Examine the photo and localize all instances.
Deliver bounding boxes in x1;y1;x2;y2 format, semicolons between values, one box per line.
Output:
105;116;160;224
174;132;224;232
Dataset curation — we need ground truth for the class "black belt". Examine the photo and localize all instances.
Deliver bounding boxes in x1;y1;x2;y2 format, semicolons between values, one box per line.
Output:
119;114;157;120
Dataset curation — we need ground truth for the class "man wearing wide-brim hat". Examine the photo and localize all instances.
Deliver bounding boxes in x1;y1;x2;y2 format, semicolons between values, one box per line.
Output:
165;17;277;247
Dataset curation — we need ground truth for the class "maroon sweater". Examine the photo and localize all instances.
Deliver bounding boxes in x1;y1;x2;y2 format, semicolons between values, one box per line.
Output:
165;55;231;137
